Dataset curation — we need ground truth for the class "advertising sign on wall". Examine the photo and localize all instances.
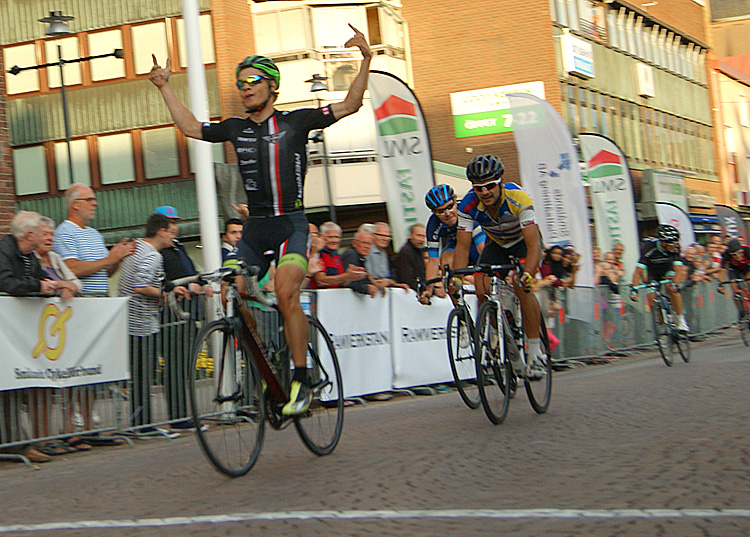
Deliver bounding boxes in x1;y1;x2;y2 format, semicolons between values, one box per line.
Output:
449;81;545;138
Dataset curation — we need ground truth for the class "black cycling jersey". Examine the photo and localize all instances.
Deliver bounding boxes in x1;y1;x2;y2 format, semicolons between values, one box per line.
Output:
636;238;683;282
202;106;338;217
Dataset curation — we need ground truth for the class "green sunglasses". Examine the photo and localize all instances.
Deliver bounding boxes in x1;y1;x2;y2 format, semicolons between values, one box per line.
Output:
236;74;271;89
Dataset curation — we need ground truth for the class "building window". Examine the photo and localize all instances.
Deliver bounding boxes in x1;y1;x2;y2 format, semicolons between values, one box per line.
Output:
88;29;126;81
254;7;310;53
142;127;180;179
3;44;40;95
13;146;48;195
54;139;91;190
98;133;135;184
188;139;226;174
312;6;366;49
132;22;169;75
44;37;82;88
176;14;216;67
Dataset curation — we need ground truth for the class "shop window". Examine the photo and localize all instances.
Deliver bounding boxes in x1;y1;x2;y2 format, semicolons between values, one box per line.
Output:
142;127;179;179
54;139;91;190
98;133;135;184
4;44;40;95
176;14;216;67
44;37;82;88
132;22;169;75
88;29;125;81
13;146;48;196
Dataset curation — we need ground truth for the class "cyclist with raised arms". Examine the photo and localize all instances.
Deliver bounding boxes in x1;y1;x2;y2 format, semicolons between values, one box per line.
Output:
720;238;750;318
629;224;689;332
452;154;545;379
421;184;486;301
148;24;371;416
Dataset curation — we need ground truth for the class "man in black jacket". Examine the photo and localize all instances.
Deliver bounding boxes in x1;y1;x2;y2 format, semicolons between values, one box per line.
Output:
393;223;427;292
0;211;75;298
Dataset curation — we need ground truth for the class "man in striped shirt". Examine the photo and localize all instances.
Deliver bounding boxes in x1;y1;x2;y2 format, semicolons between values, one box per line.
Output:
118;213;189;427
53;184;135;296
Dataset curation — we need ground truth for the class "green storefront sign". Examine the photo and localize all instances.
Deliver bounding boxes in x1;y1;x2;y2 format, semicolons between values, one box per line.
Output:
453;110;513;138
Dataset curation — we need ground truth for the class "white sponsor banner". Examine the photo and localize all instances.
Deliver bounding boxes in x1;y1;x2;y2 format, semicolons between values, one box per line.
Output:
508;93;594;288
314;289;392;397
579;133;639;279
0;297;129;390
656;202;696;251
390;290;478;389
369;70;435;249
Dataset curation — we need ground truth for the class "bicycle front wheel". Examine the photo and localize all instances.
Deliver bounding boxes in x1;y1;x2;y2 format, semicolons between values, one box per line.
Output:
525;313;553;414
189;319;266;477
447;307;480;409
474;301;512;425
651;299;675;366
294;314;344;456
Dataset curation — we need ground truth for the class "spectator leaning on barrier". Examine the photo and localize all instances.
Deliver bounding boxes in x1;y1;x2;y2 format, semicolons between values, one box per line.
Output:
35;217;83;295
393;223;427;292
118;213;190;429
53;183;136;296
310;221;365;289
0;211;68;297
342;229;377;297
221;218;244;263
366;222;409;294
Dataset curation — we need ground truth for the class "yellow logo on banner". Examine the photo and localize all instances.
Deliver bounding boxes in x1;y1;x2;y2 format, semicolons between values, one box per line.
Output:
32;303;72;361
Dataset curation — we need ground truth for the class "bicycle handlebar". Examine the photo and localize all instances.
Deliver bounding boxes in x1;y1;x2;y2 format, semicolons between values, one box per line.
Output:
717;277;750;287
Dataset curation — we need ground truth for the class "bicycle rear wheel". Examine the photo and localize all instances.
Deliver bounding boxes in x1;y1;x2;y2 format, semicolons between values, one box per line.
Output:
447;306;480;409
189;319;266;477
525;313;553;414
676;330;691;362
474;301;512;425
652;299;675;366
294;314;344;456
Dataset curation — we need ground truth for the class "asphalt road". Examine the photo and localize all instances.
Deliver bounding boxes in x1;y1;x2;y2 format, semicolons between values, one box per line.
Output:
1;328;749;537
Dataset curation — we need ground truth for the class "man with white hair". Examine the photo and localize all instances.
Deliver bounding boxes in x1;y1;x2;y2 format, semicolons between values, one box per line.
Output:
0;211;68;296
53;183;135;295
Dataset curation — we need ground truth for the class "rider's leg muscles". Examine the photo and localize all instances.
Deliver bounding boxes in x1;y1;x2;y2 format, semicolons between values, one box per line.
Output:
667;284;683;315
274;259;308;370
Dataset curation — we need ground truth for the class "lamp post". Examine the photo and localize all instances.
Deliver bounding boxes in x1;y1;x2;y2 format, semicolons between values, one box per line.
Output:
306;74;336;222
8;11;124;183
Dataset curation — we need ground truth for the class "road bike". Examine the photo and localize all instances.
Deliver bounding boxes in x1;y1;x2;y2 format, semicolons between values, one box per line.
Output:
472;259;552;425
632;279;690;366
417;266;481;410
174;264;343;477
718;277;750;346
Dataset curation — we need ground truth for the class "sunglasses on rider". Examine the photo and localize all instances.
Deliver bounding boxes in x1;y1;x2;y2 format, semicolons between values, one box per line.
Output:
433;200;456;216
236;74;271;90
472;179;502;191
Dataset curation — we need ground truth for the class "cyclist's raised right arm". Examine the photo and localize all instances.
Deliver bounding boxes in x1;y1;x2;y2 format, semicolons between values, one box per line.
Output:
149;55;204;140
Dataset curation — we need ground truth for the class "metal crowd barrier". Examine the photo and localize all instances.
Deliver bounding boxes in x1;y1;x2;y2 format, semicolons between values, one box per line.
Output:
1;282;740;462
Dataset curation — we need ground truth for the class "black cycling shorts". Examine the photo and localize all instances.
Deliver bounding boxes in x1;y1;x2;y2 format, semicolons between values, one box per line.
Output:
235;212;309;276
477;239;528;278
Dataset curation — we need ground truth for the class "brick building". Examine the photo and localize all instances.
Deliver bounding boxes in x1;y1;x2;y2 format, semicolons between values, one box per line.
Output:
0;0;726;251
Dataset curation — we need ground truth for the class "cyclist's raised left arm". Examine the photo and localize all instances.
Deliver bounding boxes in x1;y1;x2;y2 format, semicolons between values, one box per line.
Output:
330;25;372;121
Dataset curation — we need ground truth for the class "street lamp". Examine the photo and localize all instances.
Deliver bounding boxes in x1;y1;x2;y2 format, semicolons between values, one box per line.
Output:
8;11;124;183
306;74;336;222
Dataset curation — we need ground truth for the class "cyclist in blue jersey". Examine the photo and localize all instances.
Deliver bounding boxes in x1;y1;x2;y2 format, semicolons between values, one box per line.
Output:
452;155;545;379
421;184;485;302
629;224;689;332
149;24;371;416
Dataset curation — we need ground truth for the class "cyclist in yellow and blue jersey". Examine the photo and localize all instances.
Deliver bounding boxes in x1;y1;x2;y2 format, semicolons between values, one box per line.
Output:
453;154;545;379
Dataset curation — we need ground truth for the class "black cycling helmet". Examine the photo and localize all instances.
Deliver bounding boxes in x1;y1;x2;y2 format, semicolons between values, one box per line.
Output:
656;224;680;244
466;154;505;183
236;55;280;89
727;238;742;253
425;184;455;210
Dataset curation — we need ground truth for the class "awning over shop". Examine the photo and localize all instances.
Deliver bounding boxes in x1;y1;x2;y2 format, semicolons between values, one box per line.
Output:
689;213;720;234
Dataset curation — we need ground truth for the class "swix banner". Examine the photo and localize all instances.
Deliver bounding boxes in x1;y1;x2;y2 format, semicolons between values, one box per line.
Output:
508;93;594;288
656;202;696;251
368;71;435;248
579;133;639;279
715;204;749;244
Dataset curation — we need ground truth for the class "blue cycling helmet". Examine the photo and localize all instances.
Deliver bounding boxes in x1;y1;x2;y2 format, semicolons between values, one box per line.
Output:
425;184;455;210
